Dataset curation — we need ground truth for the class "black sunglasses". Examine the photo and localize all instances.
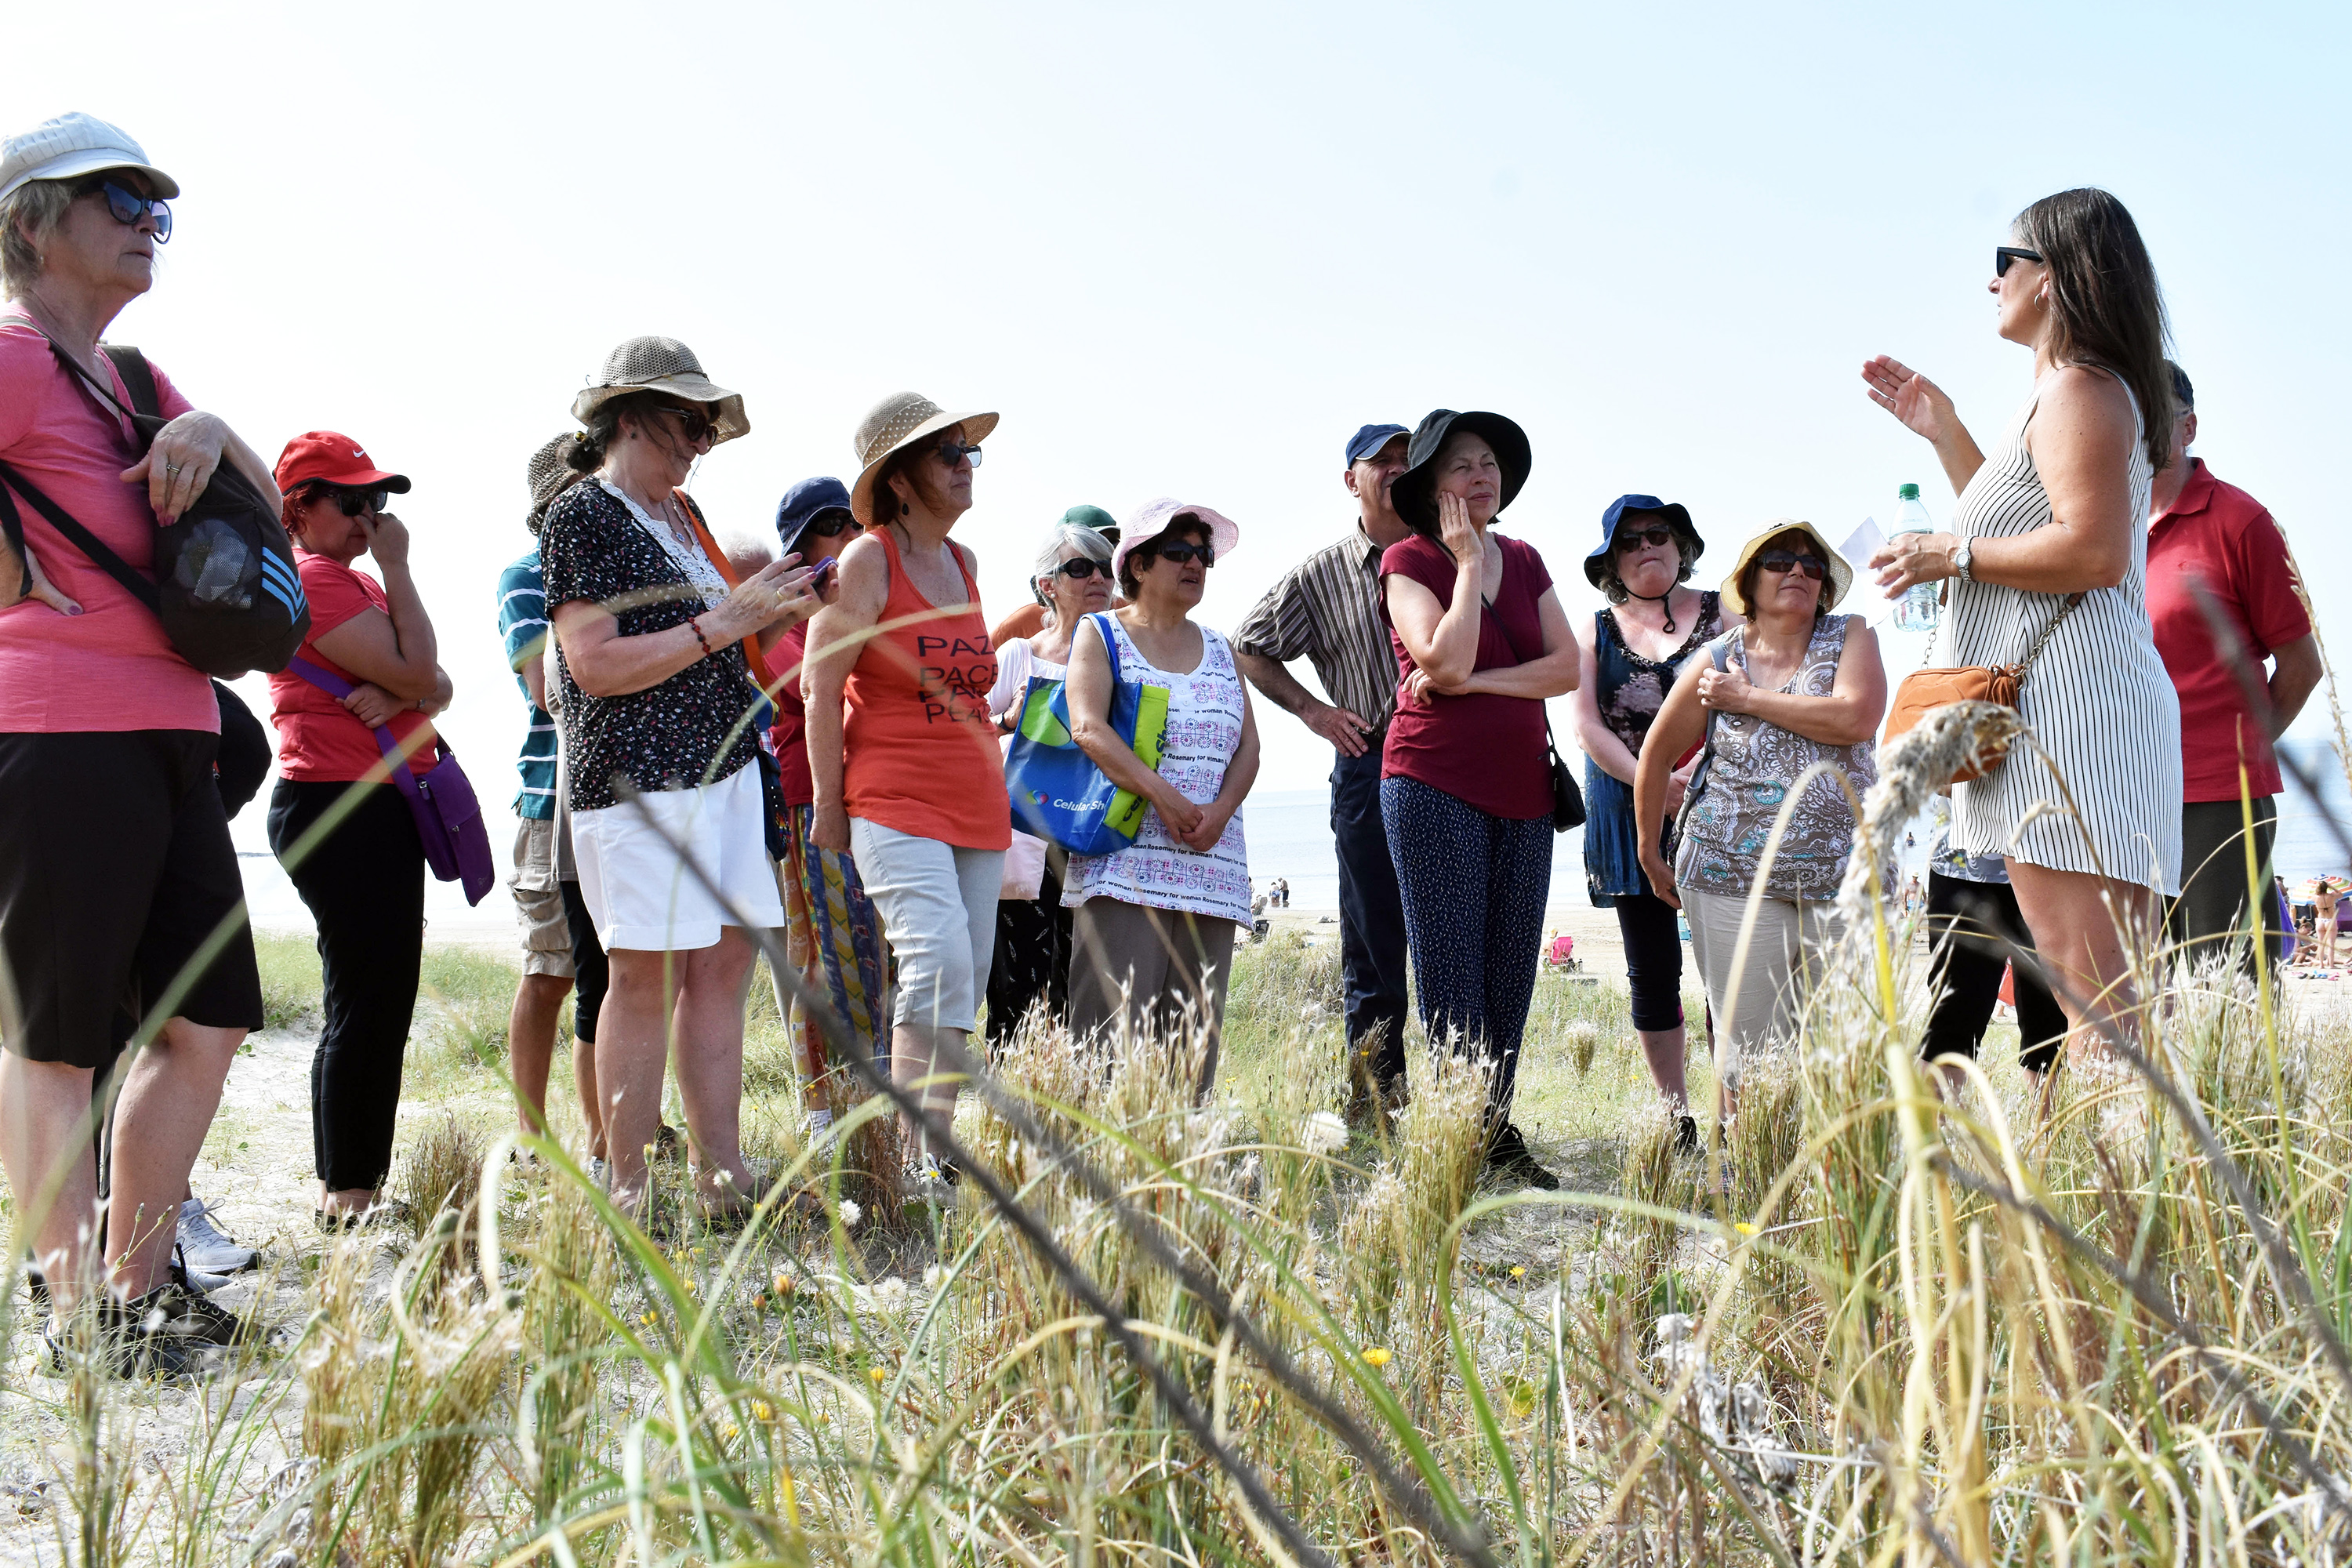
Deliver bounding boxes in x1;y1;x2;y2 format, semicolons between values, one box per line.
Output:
309;483;389;517
1614;525;1675;551
1756;549;1826;581
804;510;861;539
1148;540;1215;568
80;178;171;243
1054;557;1110;580
1994;245;2043;278
659;405;718;443
935;441;982;469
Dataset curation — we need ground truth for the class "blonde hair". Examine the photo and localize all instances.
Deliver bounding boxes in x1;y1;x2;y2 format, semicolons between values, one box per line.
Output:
0;178;74;296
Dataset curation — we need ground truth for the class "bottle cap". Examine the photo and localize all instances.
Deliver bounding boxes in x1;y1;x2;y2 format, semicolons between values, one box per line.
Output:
1897;483;1921;499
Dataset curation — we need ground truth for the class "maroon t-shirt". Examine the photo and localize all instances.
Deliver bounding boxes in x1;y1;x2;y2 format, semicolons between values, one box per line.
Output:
767;620;816;808
1378;531;1555;820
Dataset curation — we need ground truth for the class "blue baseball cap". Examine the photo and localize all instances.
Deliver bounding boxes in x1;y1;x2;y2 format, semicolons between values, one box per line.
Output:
1345;423;1410;466
775;475;855;556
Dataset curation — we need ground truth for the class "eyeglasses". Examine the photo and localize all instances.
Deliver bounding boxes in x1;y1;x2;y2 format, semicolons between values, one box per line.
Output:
935;441;982;469
1994;245;2044;278
1149;541;1215;568
804;510;861;539
80;178;171;243
660;405;718;444
1756;549;1826;581
1054;557;1110;580
1614;525;1675;552
310;483;389;517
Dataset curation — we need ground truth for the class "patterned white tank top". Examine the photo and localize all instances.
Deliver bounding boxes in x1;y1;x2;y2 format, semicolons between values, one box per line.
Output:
1062;616;1253;925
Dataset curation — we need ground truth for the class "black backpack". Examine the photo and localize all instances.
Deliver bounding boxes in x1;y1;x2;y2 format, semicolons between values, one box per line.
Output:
0;342;310;677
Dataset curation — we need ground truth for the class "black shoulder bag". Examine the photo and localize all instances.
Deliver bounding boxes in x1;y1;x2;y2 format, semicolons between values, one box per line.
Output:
0;342;309;677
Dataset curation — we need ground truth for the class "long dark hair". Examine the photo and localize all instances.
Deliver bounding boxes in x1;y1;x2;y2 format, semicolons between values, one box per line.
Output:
2014;187;2175;472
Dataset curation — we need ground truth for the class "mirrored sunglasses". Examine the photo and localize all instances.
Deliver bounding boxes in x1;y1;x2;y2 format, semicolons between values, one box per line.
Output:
82;178;171;242
935;441;982;469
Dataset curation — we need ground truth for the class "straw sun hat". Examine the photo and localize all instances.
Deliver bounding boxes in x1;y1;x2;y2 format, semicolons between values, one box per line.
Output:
848;391;999;526
1719;518;1853;618
570;336;748;445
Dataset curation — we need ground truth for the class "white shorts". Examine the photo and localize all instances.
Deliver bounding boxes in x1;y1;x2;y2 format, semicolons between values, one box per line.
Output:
850;817;1002;1034
572;763;784;952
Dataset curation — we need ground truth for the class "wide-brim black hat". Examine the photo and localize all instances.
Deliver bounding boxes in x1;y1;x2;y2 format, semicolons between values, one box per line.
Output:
1388;409;1532;532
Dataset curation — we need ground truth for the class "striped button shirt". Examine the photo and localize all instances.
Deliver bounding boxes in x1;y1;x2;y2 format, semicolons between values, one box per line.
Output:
1232;525;1395;732
497;549;559;820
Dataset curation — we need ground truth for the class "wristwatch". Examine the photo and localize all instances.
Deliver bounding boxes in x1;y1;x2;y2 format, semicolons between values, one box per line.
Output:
1952;541;1975;584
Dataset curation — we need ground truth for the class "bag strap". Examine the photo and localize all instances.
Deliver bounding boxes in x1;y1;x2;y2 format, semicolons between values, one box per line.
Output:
670;491;782;696
1486;573;1569;762
1696;640;1730;765
0;459;160;611
2016;592;2085;683
1087;612;1127;685
100;346;160;419
287;654;441;787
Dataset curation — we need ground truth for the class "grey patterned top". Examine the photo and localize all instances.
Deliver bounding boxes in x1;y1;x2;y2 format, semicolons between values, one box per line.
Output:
1675;615;1875;902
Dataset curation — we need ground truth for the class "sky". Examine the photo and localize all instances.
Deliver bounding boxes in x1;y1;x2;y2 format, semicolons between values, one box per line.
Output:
15;1;2351;856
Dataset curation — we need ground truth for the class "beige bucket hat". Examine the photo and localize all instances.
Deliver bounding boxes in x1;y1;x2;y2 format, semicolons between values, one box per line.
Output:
848;391;998;525
1719;517;1852;618
570;336;747;445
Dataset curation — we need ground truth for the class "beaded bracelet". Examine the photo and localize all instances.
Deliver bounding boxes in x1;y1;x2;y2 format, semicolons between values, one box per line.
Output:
688;616;713;656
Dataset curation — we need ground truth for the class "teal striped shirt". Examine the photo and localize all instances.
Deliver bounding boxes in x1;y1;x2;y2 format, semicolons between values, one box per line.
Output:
497;550;558;820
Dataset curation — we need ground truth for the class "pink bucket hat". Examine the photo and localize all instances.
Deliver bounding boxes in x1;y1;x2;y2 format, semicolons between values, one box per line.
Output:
1112;498;1240;583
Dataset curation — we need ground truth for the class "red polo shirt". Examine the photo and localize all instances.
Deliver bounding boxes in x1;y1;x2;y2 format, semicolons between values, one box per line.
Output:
2147;459;2310;802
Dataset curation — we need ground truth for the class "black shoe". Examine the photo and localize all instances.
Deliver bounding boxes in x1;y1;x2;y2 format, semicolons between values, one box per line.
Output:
1483;1123;1559;1191
1673;1115;1700;1157
45;1283;255;1378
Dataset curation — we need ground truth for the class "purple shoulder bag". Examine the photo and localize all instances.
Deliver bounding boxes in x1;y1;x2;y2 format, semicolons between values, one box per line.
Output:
289;656;496;905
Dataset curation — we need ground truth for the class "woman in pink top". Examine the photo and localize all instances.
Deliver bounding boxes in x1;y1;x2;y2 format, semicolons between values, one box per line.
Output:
0;113;281;1370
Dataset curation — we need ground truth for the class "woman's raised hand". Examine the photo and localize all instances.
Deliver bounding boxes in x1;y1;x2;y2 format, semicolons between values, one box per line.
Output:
708;559;808;641
1860;355;1955;445
1437;491;1480;568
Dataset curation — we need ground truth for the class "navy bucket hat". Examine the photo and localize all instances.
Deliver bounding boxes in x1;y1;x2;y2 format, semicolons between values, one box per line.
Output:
1583;494;1701;589
775;475;855;557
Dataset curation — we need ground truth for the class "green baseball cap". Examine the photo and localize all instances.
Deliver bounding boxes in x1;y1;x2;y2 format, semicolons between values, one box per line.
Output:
1062;504;1120;543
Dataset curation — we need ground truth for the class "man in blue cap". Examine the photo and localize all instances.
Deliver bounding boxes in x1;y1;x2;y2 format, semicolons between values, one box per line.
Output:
1234;424;1414;1116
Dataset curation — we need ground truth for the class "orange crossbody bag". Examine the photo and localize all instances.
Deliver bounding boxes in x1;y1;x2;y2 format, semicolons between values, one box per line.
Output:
1880;588;2081;784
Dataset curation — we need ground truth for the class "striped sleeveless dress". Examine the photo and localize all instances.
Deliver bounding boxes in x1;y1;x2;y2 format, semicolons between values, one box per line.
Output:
1945;370;2180;894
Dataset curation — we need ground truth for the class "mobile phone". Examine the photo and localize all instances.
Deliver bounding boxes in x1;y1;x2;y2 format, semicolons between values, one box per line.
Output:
810;556;837;593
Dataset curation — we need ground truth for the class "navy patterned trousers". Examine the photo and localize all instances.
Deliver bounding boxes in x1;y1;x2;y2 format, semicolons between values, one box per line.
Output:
1380;775;1553;1115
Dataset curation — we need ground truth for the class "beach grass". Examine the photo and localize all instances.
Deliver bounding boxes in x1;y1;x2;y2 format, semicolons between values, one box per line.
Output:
10;858;2350;1565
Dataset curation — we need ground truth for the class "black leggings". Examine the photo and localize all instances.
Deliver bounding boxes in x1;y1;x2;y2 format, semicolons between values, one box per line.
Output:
986;852;1070;1050
267;780;425;1191
1922;872;2065;1074
1613;890;1686;1033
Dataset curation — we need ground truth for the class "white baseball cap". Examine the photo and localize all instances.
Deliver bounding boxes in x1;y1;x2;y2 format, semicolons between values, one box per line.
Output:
0;112;178;207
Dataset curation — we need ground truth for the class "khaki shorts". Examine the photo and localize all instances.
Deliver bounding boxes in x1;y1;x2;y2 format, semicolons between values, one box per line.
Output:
511;817;575;978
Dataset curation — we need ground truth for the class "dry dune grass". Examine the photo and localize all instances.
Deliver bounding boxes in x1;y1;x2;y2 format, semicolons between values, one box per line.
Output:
7;706;2352;1563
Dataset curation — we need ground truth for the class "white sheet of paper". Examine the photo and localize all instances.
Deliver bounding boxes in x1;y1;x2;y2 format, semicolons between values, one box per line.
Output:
1841;516;1896;626
1841;515;1885;565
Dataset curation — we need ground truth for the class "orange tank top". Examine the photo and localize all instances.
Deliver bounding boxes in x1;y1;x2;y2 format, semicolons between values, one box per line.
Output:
844;528;1011;850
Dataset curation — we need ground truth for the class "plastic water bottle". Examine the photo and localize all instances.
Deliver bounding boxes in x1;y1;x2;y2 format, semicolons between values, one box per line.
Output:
1889;483;1940;631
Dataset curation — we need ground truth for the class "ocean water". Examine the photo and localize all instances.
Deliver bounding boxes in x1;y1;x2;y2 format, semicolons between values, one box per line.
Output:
234;742;2352;934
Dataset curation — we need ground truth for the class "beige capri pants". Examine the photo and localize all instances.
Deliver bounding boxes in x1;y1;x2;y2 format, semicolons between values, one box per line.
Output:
1682;887;1843;1087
